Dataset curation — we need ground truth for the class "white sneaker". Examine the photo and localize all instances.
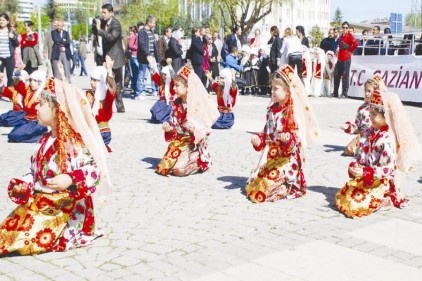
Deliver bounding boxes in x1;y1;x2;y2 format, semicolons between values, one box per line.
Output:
134;95;145;100
152;91;158;96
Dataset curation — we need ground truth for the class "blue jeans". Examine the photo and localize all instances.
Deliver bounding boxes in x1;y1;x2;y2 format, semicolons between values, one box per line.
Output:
79;57;88;75
139;62;158;94
130;56;142;95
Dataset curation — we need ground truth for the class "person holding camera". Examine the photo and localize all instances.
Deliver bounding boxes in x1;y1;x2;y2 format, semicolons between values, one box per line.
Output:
21;21;43;75
95;4;125;112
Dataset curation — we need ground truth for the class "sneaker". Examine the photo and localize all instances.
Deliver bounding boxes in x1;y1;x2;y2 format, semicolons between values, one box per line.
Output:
135;95;145;100
152;91;158;96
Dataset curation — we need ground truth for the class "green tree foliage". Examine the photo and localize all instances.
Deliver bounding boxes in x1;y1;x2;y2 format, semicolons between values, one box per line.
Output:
170;14;199;37
332;7;343;27
309;25;324;47
216;0;291;44
44;0;61;21
2;0;20;14
405;13;422;29
30;12;51;33
121;0;179;35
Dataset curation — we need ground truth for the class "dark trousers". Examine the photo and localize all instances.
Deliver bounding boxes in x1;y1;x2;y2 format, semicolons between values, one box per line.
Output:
0;56;15;87
193;64;203;82
113;67;125;113
333;59;351;97
288;53;303;80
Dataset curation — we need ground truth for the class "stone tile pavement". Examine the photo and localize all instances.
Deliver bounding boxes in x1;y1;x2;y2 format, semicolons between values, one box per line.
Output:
0;58;421;280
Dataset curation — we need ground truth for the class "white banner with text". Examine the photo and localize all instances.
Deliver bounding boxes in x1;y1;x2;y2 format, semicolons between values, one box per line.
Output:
348;55;422;103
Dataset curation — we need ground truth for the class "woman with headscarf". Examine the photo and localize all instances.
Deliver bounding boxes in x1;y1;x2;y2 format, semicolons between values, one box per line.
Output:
156;66;219;177
336;79;420;218
245;64;320;203
85;56;116;152
166;29;184;73
205;68;238;129
0;63;111;255
0;70;49;143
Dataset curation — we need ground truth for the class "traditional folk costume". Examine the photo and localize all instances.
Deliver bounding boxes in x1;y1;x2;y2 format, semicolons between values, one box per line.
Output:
342;102;371;156
302;46;312;95
310;47;325;97
211;68;238;129
0;80;111;255
7;71;49;143
86;66;116;153
156;66;219;177
150;65;175;123
0;71;29;127
336;88;420;218
246;65;319;203
323;51;336;97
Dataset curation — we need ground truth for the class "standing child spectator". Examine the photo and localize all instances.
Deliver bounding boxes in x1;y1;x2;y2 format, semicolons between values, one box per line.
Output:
149;57;176;123
249;47;260;95
340;78;376;156
156;66;219;177
245;64;319;203
205;68;238;129
323;50;335;97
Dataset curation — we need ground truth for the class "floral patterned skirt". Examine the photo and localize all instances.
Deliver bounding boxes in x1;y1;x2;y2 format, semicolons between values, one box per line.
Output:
156;135;202;177
246;144;306;203
0;192;99;256
336;177;392;218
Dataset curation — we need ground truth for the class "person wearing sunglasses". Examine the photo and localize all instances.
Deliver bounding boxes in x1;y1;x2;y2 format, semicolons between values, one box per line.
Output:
332;21;358;99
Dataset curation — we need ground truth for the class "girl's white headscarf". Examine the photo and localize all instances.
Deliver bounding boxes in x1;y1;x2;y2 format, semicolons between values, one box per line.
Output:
161;66;172;105
30;70;47;98
219;68;233;107
90;66;108;116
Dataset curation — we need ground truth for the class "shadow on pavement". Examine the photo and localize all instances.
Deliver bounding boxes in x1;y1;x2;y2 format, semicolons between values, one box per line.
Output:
141;157;161;169
418;177;422;184
217;176;248;195
323;144;345;153
308;185;338;210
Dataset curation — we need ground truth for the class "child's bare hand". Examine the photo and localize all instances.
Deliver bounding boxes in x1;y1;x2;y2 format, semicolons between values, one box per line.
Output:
251;135;261;147
340;124;348;131
280;132;290;143
184;121;195;132
162;122;173;132
46;174;73;191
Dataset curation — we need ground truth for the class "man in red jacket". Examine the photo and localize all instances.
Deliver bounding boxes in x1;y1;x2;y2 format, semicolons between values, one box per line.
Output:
333;21;358;99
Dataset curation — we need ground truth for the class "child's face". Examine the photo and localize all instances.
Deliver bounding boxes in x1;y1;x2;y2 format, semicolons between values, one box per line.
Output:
364;85;374;102
271;79;290;104
174;80;188;101
218;76;226;86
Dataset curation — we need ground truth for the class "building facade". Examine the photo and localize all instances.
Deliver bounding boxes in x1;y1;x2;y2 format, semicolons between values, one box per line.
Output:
17;0;33;22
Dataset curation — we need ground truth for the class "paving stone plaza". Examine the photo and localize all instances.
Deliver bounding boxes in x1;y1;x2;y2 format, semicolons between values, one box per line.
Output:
0;57;421;280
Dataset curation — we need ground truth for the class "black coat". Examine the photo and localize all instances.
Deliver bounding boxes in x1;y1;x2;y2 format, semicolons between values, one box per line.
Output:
51;29;71;60
97;17;125;68
137;28;158;64
190;35;204;66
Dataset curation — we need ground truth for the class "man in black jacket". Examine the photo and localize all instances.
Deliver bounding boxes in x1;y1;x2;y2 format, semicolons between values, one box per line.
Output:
95;4;125;112
52;20;72;82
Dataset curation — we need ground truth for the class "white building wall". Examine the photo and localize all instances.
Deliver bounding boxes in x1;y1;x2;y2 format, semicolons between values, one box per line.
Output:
17;0;33;22
250;0;331;44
